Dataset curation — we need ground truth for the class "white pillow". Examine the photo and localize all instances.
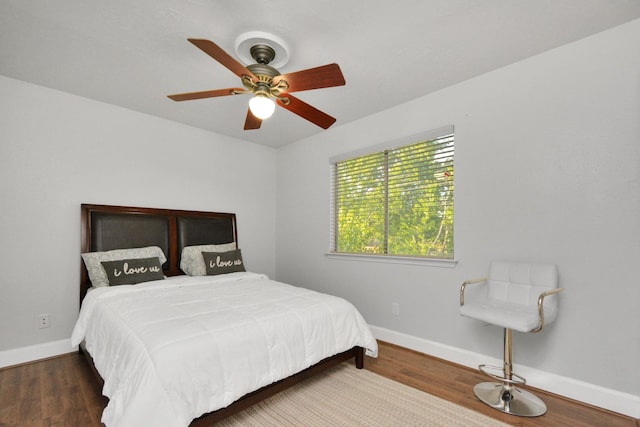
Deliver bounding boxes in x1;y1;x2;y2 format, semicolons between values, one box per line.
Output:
180;243;237;276
82;246;167;287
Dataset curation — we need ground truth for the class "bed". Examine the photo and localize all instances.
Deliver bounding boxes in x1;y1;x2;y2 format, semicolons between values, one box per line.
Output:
71;204;378;427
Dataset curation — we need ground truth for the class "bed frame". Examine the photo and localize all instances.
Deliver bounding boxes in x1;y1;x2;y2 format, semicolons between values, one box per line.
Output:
79;203;364;425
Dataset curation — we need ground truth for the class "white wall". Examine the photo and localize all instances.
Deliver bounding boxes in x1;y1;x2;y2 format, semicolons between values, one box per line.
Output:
275;17;640;410
0;76;277;356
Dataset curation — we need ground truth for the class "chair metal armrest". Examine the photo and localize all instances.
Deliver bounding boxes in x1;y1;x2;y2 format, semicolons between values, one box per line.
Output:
460;277;488;306
532;287;564;332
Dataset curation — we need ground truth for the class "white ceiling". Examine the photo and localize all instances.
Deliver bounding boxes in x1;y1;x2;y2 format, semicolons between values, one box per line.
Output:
2;1;640;148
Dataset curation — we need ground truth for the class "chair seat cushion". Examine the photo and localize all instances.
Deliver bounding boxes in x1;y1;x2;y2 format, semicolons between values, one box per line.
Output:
460;299;541;332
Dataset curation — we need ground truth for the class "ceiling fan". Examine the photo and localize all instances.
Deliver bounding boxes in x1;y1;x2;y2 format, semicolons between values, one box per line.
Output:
167;38;346;130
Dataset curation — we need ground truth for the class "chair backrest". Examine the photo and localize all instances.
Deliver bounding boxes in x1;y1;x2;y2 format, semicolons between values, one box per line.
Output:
488;261;559;313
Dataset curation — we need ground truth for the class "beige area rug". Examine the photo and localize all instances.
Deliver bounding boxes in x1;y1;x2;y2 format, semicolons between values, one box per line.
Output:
217;363;509;426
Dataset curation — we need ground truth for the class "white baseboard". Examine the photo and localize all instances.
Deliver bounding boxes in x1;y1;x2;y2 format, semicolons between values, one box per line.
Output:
369;325;640;419
0;339;77;369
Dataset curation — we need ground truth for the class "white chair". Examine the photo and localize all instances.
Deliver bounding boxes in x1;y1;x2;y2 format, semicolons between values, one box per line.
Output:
459;261;563;417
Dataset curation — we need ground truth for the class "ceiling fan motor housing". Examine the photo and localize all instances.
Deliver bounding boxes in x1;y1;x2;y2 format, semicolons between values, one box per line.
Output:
247;63;280;81
245;45;286;98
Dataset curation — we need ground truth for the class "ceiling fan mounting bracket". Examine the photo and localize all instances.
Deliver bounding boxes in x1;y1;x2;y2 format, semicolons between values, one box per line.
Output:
250;44;276;65
234;31;290;69
276;96;291;106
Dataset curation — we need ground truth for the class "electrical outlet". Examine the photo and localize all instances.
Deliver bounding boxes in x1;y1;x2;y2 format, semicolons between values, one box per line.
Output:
38;314;50;329
391;302;400;316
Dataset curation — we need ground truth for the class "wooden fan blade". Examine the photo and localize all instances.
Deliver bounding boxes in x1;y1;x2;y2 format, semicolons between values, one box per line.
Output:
275;64;345;93
278;94;337;129
188;38;256;80
244;109;262;130
167;88;244;101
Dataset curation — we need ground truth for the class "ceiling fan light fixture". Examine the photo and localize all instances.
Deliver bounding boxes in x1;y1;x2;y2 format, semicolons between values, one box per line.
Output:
249;94;275;119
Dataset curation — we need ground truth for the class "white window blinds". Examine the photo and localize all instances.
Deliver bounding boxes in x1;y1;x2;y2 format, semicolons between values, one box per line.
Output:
330;126;454;258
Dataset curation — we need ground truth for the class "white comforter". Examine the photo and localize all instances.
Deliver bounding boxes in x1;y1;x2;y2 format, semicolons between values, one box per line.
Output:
71;272;378;427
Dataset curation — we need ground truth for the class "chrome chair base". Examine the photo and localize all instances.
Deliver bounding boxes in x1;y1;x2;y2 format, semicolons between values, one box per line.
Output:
474;382;547;417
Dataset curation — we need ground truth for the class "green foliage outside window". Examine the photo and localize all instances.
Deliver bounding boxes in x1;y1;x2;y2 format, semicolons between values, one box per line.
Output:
333;132;454;258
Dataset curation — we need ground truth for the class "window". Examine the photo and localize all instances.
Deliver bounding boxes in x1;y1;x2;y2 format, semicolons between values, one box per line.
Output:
330;126;454;259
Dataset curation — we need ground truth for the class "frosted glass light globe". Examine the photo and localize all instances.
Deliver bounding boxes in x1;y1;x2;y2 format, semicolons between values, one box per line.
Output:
249;95;276;119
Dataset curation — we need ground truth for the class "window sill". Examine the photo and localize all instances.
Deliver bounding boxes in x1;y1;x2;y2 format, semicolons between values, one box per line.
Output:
325;252;458;268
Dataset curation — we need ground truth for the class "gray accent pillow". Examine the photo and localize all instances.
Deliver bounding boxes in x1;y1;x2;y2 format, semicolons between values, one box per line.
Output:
202;249;246;276
101;257;165;286
180;243;237;276
81;246;167;287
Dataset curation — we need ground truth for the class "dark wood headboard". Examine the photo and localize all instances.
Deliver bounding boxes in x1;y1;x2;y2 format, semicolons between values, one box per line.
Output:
80;204;237;300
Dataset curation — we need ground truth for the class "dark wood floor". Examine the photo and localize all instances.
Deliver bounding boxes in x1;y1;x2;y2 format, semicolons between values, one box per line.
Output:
0;340;637;426
0;350;106;427
366;341;639;427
